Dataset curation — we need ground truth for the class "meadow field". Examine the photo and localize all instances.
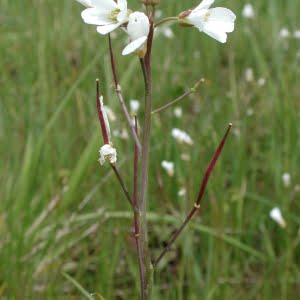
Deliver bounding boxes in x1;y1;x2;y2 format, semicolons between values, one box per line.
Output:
1;0;300;299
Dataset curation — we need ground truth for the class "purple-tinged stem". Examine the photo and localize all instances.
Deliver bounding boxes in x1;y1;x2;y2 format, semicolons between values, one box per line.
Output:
153;123;232;268
108;35;141;151
133;116;146;300
96;79;109;144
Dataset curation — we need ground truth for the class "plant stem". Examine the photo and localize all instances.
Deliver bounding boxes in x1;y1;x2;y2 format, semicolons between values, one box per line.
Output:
151;78;205;114
139;9;155;299
155;16;178;28
110;164;136;212
108;35;141;151
133;116;146;300
154;123;232;268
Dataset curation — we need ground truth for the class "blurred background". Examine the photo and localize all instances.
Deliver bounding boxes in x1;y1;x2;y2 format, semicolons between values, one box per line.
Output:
1;0;300;299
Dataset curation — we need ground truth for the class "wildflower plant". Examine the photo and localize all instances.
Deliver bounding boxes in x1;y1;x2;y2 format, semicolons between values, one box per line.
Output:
75;0;236;298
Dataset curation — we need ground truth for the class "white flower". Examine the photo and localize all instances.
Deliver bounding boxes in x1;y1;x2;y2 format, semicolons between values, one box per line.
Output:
282;173;291;188
242;3;255;19
257;77;266;86
122;12;150;56
99;144;117;165
81;0;130;35
180;0;236;43
173;107;183;118
76;0;92;7
178;188;186;197
269;207;286;228
161;160;175;177
171;128;194;145
244;68;254;82
130;99;140;113
293;30;300;39
279;27;290;39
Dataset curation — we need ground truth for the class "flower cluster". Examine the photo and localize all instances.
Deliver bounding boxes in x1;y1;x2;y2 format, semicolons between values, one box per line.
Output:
76;0;236;56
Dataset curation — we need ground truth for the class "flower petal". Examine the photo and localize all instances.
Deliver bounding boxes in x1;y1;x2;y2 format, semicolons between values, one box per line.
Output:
203;27;227;43
81;8;112;25
97;22;121;34
117;0;127;11
91;0;118;11
206;7;236;32
193;0;215;11
122;36;147;55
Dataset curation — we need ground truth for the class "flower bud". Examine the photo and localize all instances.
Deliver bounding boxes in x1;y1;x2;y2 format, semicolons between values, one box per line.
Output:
178;10;193;27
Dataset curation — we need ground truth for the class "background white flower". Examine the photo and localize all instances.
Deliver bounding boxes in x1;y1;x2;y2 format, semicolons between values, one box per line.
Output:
282;173;291;188
171;128;194;145
130;99;140;113
242;3;255;19
180;0;236;43
99;144;117;165
269;207;286;228
122;12;150;56
81;0;130;35
161;160;175;177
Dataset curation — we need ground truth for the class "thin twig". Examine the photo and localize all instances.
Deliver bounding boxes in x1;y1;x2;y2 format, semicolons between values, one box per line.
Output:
133;116;146;300
151;78;205;114
153;123;232;268
155;16;178;28
110;164;137;212
108;34;141;151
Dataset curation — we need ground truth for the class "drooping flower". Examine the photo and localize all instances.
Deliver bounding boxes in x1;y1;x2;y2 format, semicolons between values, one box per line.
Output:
99;144;117;165
269;207;286;228
122;12;150;56
179;0;236;43
80;0;130;35
161;160;175;177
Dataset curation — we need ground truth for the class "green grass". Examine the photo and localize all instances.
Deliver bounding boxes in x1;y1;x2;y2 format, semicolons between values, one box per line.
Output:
1;0;300;299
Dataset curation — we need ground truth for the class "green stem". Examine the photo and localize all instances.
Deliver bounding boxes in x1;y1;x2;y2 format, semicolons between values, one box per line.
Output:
155;16;178;28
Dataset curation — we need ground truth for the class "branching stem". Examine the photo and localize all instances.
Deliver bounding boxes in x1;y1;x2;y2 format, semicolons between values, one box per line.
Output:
154;123;232;268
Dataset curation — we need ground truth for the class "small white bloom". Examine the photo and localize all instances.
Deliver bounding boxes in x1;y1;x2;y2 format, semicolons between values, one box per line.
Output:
161;160;175;177
122;12;150;56
81;0;130;35
130;99;140;113
180;0;236;43
178;188;186;197
244;67;254;82
171;128;194;145
282;173;291;188
76;0;92;7
173;107;183;118
279;27;290;39
257;77;266;86
99;144;117;165
242;3;255;19
181;153;191;161
293;30;300;39
246;108;254;116
113;128;129;140
269;207;286;228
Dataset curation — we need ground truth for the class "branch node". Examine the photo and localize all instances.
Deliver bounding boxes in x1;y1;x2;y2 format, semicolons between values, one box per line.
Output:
194;203;201;209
